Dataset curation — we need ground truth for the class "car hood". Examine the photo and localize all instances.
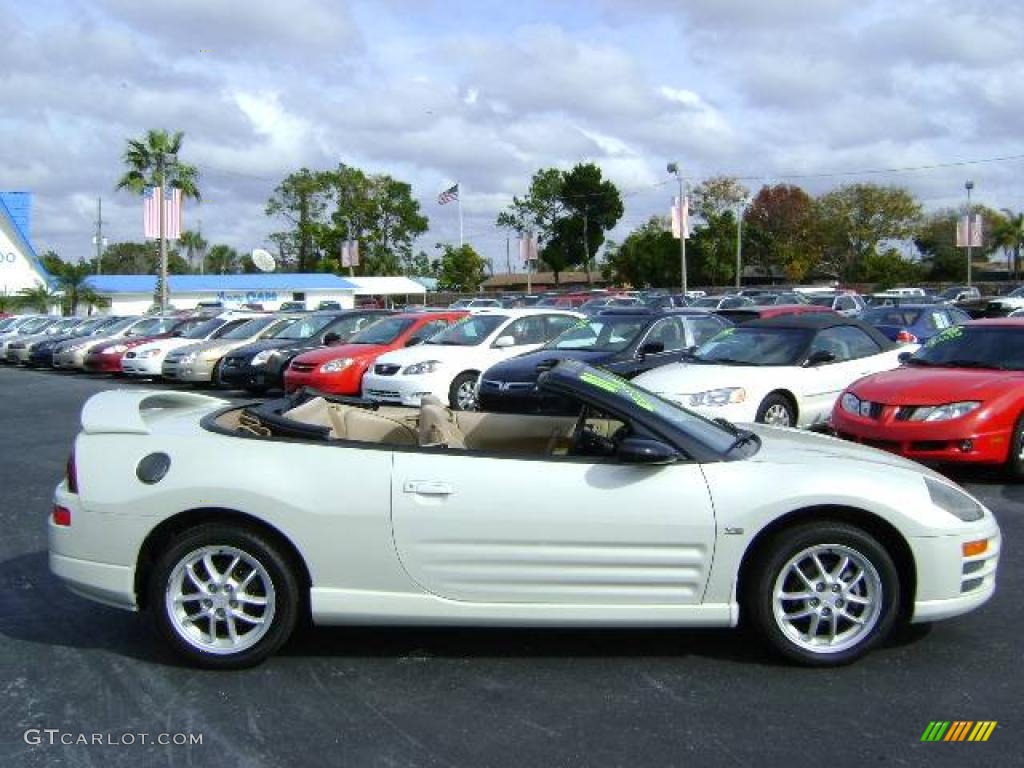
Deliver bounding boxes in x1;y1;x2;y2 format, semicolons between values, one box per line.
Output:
132;337;197;355
486;348;616;381
747;422;940;476
183;337;264;356
635;361;793;394
227;338;309;359
848;366;1024;404
375;342;491;366
292;342;390;365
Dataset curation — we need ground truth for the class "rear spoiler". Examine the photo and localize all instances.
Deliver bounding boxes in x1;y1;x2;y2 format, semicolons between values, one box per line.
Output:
81;389;227;435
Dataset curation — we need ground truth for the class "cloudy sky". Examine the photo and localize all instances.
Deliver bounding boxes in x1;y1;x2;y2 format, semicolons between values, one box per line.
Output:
4;0;1024;273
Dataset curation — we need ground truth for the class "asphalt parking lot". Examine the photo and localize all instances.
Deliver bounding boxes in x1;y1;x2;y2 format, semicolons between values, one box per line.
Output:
0;366;1020;768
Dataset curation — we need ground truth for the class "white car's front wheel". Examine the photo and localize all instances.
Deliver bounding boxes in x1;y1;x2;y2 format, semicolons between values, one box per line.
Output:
745;522;901;666
755;393;795;427
149;524;300;669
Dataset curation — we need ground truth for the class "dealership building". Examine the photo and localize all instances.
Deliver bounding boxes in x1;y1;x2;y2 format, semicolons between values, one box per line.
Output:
0;192;51;299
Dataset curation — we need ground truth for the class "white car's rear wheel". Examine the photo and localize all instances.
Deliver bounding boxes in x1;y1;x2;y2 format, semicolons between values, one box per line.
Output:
745;522;901;666
149;524;299;668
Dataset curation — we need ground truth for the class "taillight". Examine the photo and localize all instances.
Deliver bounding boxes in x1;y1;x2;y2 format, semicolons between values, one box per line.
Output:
66;449;78;494
896;330;918;343
52;505;71;526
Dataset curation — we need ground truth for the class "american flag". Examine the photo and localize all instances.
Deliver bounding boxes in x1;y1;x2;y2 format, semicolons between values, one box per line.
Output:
437;183;459;205
143;187;183;240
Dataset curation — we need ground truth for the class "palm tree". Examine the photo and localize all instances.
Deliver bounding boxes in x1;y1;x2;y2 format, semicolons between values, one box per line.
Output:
205;244;241;275
994;209;1024;281
54;261;104;315
179;229;208;273
115;129;201;306
18;284;61;314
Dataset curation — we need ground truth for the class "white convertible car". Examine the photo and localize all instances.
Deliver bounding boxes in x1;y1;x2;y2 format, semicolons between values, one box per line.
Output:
634;314;916;428
50;361;999;668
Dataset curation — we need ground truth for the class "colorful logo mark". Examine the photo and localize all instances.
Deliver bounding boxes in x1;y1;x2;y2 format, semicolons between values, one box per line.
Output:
921;721;997;742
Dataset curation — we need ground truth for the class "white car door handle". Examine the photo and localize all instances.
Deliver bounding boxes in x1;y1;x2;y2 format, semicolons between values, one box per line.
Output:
404;481;454;496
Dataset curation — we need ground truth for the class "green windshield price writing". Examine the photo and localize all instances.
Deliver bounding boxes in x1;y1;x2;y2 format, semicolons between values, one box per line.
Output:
579;370;655;412
926;325;963;347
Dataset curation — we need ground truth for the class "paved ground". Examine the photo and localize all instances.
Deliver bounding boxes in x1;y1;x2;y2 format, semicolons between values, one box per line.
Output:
0;366;1020;767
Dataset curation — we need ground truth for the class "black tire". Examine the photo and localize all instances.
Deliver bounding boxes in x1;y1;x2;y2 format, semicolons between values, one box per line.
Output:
755;393;795;427
1005;412;1024;480
448;372;479;411
209;359;224;388
743;521;901;666
148;523;300;669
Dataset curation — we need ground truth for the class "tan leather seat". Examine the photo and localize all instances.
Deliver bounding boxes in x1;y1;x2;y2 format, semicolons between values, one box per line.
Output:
328;405;418;445
418;404;467;448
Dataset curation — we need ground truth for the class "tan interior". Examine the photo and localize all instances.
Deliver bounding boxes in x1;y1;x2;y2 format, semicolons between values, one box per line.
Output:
222;394;627;455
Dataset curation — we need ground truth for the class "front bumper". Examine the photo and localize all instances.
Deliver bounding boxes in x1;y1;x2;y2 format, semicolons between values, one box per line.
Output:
121;354;164;376
909;522;1000;623
163;357;217;382
363;369;452;406
83;353;126;373
833;409;1011;465
284;366;363;395
6;345;30;364
53;349;89;370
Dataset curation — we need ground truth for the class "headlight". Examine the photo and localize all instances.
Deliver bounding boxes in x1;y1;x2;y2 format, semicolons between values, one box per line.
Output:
840;392;861;414
925;476;984;522
907;401;981;422
251;349;279;366
138;348;161;358
107;344;128;354
687;387;746;407
320;358;354;373
179;352;198;364
402;360;442;375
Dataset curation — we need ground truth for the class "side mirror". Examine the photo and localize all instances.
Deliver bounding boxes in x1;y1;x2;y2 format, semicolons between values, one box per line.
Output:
804;349;835;367
898;351;913;364
322;332;342;345
617;437;678;465
493;335;516;348
639;341;665;357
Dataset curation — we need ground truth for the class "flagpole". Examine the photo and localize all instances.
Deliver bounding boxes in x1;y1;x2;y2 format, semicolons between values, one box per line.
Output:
457;183;463;247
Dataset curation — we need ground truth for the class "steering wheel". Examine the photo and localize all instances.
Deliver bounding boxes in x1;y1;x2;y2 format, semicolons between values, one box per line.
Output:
568;408;619;457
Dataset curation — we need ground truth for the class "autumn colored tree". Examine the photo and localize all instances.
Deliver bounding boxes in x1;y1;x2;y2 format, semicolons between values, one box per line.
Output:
744;184;822;281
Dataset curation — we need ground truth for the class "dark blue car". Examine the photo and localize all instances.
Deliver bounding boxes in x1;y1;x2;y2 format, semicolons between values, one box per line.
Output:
861;304;971;344
477;308;731;414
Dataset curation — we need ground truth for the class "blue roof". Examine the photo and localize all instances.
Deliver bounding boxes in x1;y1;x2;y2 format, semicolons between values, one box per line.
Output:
85;274;358;294
0;192;52;284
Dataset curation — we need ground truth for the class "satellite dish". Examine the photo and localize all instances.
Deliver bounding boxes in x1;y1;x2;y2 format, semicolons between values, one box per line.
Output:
251;248;276;272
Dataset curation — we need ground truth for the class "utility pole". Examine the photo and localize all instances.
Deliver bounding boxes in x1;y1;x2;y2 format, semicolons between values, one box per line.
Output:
965;180;975;287
156;153;176;312
93;197;106;275
505;237;511;274
582;210;591;284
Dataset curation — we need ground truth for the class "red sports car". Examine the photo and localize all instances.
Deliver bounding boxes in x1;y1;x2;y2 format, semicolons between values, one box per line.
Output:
83;316;208;373
832;318;1024;475
283;311;468;395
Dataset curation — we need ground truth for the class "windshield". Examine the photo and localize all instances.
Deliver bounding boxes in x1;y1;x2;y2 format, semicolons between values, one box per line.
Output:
863;307;923;326
70;317;109;334
938;288;963;299
0;318;15;331
220;316;278;339
1006;287;1024;298
692;297;722;307
349;317;416;344
908;326;1024;370
567;363;738;454
19;317;56;334
181;318;227;339
694;327;812;366
807;296;836;307
49;319;83;333
271;314;338;340
426;314;507;346
546;318;647;352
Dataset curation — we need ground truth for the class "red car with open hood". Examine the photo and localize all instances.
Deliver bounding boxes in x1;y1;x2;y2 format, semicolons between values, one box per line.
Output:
283;311;468;395
832;318;1024;475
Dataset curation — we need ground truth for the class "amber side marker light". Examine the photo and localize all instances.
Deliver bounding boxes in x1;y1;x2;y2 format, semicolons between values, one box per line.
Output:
52;505;71;527
962;539;988;557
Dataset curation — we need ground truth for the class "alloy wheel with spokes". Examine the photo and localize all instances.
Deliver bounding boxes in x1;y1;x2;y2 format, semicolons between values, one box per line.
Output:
166;545;276;655
150;524;300;668
756;394;795;427
449;372;480;411
745;521;900;666
772;544;883;655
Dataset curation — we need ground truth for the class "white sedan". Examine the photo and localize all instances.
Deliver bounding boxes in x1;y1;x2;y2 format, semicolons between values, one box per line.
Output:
361;308;583;409
634;314;915;428
51;360;998;668
121;314;255;377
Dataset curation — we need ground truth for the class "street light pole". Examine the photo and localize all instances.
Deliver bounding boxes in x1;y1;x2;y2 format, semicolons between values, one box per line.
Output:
735;200;745;290
965;180;975;287
668;162;687;295
157;152;176;312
